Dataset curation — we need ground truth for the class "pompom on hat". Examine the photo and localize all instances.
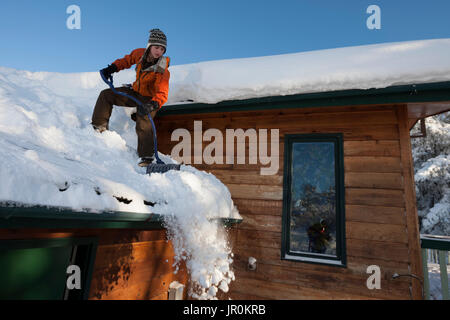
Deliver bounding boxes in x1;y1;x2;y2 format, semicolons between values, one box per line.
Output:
147;28;167;52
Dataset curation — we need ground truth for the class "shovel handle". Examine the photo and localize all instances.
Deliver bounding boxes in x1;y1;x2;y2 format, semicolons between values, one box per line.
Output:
99;71;163;164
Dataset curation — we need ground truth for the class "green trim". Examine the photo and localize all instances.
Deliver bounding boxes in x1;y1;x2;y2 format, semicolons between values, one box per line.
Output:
281;133;346;267
438;251;449;300
0;237;97;300
159;81;450;116
0;237;95;250
421;235;450;251
0;206;164;229
421;248;431;300
0;205;242;229
420;235;450;300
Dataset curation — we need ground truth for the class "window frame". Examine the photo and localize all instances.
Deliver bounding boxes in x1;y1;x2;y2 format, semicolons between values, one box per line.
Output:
281;133;346;267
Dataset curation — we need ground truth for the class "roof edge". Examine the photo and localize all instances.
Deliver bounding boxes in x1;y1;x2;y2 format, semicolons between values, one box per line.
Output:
0;205;242;229
160;81;450;116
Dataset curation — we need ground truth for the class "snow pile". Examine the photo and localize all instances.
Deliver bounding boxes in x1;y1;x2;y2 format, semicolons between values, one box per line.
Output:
0;66;240;299
411;113;450;236
167;38;450;104
148;166;238;299
164;211;235;299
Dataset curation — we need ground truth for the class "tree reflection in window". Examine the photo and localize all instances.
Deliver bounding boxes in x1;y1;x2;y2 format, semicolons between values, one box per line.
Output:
289;142;337;256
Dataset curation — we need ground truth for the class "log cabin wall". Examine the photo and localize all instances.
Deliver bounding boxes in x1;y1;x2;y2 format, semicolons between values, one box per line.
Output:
156;103;423;300
0;228;188;300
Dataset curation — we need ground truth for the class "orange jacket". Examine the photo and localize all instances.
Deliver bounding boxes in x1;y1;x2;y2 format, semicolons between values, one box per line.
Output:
112;48;170;109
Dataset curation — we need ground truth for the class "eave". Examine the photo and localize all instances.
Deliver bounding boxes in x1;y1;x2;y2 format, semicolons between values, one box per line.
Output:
0;205;242;229
160;81;450;128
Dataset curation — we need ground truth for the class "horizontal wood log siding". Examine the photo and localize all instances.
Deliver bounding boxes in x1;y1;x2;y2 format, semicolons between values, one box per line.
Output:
156;103;421;300
0;229;188;300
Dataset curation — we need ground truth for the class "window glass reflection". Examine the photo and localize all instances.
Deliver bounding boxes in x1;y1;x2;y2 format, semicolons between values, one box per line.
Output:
289;142;337;256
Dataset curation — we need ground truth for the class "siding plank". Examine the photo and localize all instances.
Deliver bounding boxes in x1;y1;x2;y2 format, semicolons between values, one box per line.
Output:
233;199;283;216
346;204;406;225
212;170;283;186
237;214;282;233
346;188;405;207
346;239;409;262
236;229;281;249
346;221;408;243
345;156;402;173
344;140;401;157
227;184;283;201
345;172;403;189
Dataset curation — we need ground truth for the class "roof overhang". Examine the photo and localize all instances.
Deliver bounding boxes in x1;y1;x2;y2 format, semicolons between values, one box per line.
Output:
160;81;450;128
0;205;242;229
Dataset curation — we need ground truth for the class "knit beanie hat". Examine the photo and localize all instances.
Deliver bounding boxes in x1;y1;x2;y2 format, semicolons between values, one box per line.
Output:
147;28;167;52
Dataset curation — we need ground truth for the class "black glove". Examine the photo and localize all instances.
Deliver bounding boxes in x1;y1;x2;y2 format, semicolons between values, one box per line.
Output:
100;64;118;80
137;100;159;116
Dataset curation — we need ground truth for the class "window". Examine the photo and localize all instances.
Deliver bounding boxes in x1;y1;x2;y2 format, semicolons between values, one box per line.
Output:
0;237;97;300
281;134;346;267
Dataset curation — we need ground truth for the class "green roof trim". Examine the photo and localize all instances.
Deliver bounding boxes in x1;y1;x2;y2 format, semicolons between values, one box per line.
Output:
421;234;450;251
159;81;450;115
0;205;242;229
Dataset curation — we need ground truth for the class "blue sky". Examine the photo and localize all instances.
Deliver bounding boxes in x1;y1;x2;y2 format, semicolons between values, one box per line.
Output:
1;0;449;73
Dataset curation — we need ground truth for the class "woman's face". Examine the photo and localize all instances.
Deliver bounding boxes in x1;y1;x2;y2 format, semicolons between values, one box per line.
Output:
149;45;165;59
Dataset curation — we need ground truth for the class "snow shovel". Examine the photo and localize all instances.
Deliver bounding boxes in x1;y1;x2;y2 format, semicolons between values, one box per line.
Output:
100;71;181;174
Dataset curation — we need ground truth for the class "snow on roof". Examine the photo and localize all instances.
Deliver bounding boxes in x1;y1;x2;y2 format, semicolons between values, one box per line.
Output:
167;38;450;104
6;38;446;212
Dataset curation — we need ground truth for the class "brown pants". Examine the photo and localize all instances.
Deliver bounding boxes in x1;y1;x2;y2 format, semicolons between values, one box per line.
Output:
91;87;157;158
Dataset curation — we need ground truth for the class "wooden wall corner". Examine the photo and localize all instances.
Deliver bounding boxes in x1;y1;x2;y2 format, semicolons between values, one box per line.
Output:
396;104;424;300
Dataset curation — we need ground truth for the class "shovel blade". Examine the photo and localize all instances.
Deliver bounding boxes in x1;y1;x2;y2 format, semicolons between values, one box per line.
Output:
146;163;181;174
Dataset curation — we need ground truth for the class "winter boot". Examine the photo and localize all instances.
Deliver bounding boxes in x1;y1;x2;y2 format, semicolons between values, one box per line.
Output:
138;156;155;167
92;124;108;133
